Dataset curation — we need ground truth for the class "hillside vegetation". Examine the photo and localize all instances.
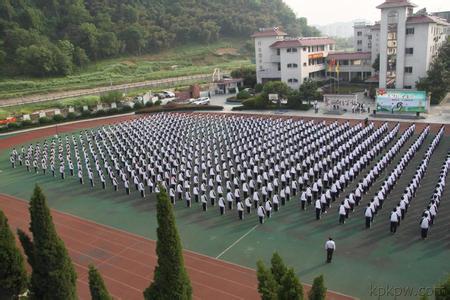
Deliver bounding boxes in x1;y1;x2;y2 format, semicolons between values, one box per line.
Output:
0;0;319;78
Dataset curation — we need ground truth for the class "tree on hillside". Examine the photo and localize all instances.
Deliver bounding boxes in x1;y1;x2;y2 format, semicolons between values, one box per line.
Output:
19;185;77;300
308;275;327;300
416;37;450;104
278;268;304;300
256;260;278;300
0;209;28;298
435;274;450;300
144;186;192;300
88;265;112;300
270;252;287;285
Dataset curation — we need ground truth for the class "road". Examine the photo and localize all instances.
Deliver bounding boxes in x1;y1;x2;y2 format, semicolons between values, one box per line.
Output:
0;74;211;108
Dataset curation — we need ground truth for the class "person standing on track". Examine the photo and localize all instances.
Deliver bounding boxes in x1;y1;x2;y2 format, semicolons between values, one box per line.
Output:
325;237;336;263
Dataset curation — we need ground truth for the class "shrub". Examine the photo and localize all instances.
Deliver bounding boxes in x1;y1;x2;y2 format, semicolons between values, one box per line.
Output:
134;102;144;110
109;108;119;114
7;122;21;129
21;120;33;127
136;104;223;114
145;101;153;107
121;106;133;113
66;112;77;120
154;100;162;106
100;91;123;104
254;83;263;93
81;110;91;117
38;117;52;124
53;114;64;122
236;90;251;100
94;110;106;117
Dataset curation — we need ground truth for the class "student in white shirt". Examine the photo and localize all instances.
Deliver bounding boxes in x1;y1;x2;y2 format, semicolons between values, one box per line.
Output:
315;199;322;220
325;237;336;263
390;209;399;233
420;213;430;239
257;204;265;224
365;203;373;228
237;201;244;220
218;197;225;215
338;202;346;224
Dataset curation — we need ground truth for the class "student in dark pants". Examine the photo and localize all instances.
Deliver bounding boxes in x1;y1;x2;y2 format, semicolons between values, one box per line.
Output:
325;237;336;263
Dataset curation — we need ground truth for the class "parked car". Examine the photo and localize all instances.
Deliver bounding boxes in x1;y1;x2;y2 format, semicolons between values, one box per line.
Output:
187;98;197;104
192;97;210;105
162;90;176;98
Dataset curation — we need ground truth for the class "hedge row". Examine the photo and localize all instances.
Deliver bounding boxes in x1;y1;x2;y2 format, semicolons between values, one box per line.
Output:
136;104;224;114
231;104;312;111
0;106;134;133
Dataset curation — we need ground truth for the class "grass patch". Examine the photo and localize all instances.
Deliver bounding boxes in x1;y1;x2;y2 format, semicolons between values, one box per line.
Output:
0;38;253;100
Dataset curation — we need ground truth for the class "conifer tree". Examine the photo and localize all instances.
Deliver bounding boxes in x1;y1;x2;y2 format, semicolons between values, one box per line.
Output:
0;209;28;298
144;186;192;300
278;268;303;300
308;275;327;300
88;265;112;300
256;260;278;300
19;185;77;300
270;252;288;285
435;274;450;300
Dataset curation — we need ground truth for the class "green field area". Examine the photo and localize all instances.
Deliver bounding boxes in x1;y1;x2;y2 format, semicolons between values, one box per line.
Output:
0;127;449;299
0;39;252;100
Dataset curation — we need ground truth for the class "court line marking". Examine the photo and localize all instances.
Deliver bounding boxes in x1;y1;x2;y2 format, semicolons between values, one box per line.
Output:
216;225;258;259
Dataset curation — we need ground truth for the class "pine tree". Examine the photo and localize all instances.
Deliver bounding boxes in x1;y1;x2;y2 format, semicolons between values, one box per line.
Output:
19;185;77;300
144;186;192;300
88;265;112;300
270;252;288;285
435;274;450;300
278;268;303;300
256;260;278;300
308;275;327;300
0;209;28;298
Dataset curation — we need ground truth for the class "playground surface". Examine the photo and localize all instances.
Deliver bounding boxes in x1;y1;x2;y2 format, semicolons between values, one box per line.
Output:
0;113;449;299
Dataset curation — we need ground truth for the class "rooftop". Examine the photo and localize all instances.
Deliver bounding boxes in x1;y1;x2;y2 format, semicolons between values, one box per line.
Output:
376;0;417;9
251;27;288;38
407;15;450;26
328;52;372;61
270;37;335;48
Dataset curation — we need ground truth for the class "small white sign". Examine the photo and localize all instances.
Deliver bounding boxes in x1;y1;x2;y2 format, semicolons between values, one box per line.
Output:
23;114;30;121
269;94;279;101
110;102;117;109
83;105;89;111
68;107;75;113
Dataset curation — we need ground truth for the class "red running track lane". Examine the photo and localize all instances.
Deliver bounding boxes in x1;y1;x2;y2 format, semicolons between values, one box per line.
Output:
0;194;355;300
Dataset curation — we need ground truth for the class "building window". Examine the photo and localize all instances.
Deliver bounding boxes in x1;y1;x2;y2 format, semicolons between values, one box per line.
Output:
303;62;307;67
288;78;299;83
405;48;414;54
278;63;281;71
258;41;262;46
258;48;262;52
403;85;412;89
406;28;415;35
277;49;280;55
357;40;362;45
287;63;298;68
357;48;362;52
303;47;307;51
357;31;362;36
368;35;372;40
258;53;262;58
287;48;298;53
404;66;413;73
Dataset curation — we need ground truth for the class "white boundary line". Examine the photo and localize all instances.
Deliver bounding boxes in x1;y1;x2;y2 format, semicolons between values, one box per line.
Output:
216;225;258;259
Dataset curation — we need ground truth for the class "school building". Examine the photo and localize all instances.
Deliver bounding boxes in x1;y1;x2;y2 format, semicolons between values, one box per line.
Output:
252;0;449;90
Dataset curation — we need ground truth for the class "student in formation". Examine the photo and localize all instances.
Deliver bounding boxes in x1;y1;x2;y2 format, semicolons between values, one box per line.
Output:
325;237;336;263
218;196;225;215
364;203;373;228
257;203;265;224
390;208;399;233
237;200;244;220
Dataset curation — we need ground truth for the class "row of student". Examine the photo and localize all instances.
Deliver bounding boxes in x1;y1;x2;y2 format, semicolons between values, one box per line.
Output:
420;147;449;239
387;125;442;233
362;123;416;228
349;125;428;231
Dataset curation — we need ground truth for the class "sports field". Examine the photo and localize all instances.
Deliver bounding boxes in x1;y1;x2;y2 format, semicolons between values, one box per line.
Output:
0;114;449;299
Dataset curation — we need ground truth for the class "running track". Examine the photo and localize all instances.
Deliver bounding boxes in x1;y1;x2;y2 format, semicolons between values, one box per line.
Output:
2;113;447;299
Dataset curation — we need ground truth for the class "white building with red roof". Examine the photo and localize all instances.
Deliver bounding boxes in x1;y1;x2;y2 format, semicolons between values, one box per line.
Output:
252;27;335;89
